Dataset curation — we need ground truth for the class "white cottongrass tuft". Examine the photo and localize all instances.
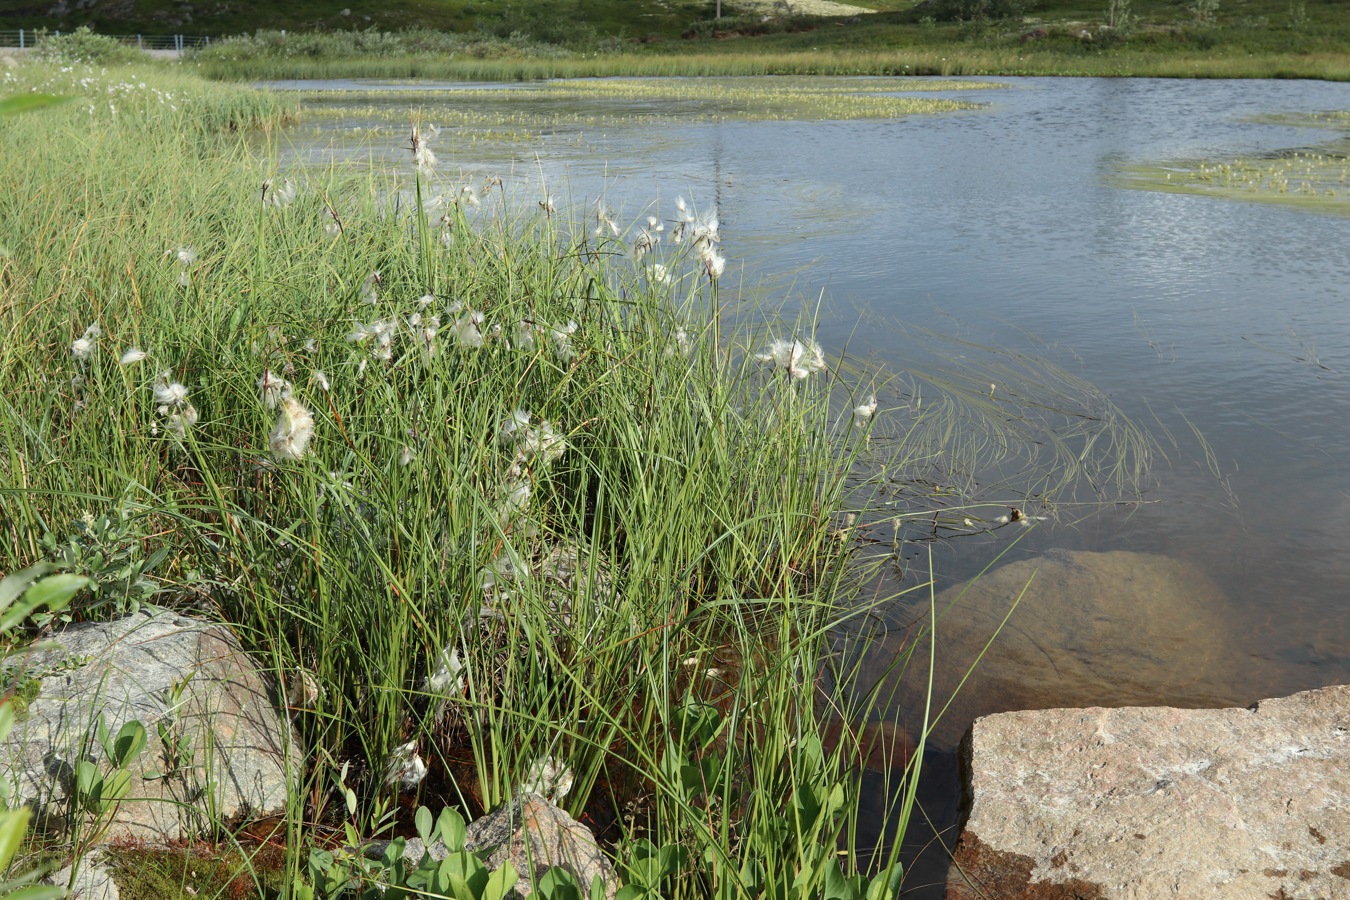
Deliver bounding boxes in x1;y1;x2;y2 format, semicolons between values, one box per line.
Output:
497;478;532;523
514;320;543;352
383;740;427;790
522;756;575;801
360;271;381;305
665;328;693;358
257;370;291;409
550;321;578;361
153;375;190;409
450;311;486;348
522;420;567;465
499;409;532;446
425;644;466;695
120;347;148;365
701;248;726;281
263;177;297;208
311;370;330;392
755;338;828;380
853;395;878;427
71;322;100;362
411;124;436;176
269;397;315;462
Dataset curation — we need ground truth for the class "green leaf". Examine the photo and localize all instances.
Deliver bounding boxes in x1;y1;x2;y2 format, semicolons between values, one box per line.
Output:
141;546;171;574
0;563;54;608
864;864;903;900
74;760;101;800
483;862;518;900
415;805;434;845
445;872;473;899
308;848;334;879
0;885;69;900
822;859;861;900
102;768;133;807
0;572;88;634
382;836;407;867
0;703;14;744
436;806;466;851
113;720;147;768
0;807;31;871
536;867;582;900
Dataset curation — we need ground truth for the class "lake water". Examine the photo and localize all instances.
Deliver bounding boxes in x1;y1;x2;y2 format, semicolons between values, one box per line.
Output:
269;76;1350;894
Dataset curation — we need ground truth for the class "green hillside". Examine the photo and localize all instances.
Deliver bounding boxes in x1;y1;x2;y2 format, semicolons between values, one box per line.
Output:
3;0;904;39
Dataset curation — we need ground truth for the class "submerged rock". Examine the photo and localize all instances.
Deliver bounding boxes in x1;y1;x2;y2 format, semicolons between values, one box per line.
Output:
873;549;1243;750
946;684;1350;899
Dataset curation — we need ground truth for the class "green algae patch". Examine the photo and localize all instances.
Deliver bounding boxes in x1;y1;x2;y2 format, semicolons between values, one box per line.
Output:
1113;123;1350;215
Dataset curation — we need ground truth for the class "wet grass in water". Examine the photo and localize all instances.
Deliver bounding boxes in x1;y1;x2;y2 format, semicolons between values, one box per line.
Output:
1116;132;1350;214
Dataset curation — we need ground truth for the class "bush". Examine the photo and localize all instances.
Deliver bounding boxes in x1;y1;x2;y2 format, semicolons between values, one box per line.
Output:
34;27;145;65
924;0;1033;23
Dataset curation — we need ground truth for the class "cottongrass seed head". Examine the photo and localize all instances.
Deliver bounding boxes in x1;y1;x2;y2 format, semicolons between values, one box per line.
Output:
269;396;315;462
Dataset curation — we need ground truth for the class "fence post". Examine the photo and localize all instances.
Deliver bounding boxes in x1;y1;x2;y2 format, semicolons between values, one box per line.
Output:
18;29;23;49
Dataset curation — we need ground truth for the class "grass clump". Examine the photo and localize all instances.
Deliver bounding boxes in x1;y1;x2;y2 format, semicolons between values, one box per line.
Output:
1114;117;1350;213
1;59;920;897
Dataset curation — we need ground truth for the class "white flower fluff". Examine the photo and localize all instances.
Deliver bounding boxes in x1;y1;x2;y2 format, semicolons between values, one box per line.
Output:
853;394;878;427
756;338;827;379
269;397;315;462
383;740;428;790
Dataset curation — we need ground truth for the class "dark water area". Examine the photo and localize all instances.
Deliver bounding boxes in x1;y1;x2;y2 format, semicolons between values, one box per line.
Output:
269;76;1350;896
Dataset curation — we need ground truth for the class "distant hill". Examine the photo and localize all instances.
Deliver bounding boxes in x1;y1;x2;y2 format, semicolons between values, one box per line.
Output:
1;0;893;39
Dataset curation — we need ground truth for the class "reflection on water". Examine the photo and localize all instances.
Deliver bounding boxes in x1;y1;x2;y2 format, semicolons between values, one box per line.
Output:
267;76;1350;895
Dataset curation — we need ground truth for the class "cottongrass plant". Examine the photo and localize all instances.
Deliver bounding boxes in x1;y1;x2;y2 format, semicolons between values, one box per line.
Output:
1;62;921;897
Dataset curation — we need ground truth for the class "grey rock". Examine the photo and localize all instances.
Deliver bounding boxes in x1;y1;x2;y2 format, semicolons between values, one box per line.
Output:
872;549;1243;750
45;849;119;900
465;793;618;899
946;684;1350;900
1;609;301;842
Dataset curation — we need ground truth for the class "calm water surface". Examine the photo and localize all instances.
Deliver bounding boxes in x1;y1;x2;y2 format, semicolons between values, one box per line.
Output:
271;76;1350;892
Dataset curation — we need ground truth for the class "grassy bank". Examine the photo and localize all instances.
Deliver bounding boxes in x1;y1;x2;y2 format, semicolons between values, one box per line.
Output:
1;61;929;897
182;27;1350;82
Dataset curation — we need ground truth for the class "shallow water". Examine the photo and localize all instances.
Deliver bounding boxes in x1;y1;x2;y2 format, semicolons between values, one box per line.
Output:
268;75;1350;893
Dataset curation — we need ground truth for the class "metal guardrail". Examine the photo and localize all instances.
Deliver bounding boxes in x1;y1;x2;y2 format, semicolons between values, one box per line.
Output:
0;30;213;51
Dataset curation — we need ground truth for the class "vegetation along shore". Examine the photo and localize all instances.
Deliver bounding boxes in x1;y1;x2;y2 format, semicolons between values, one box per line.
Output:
6;0;1350;80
